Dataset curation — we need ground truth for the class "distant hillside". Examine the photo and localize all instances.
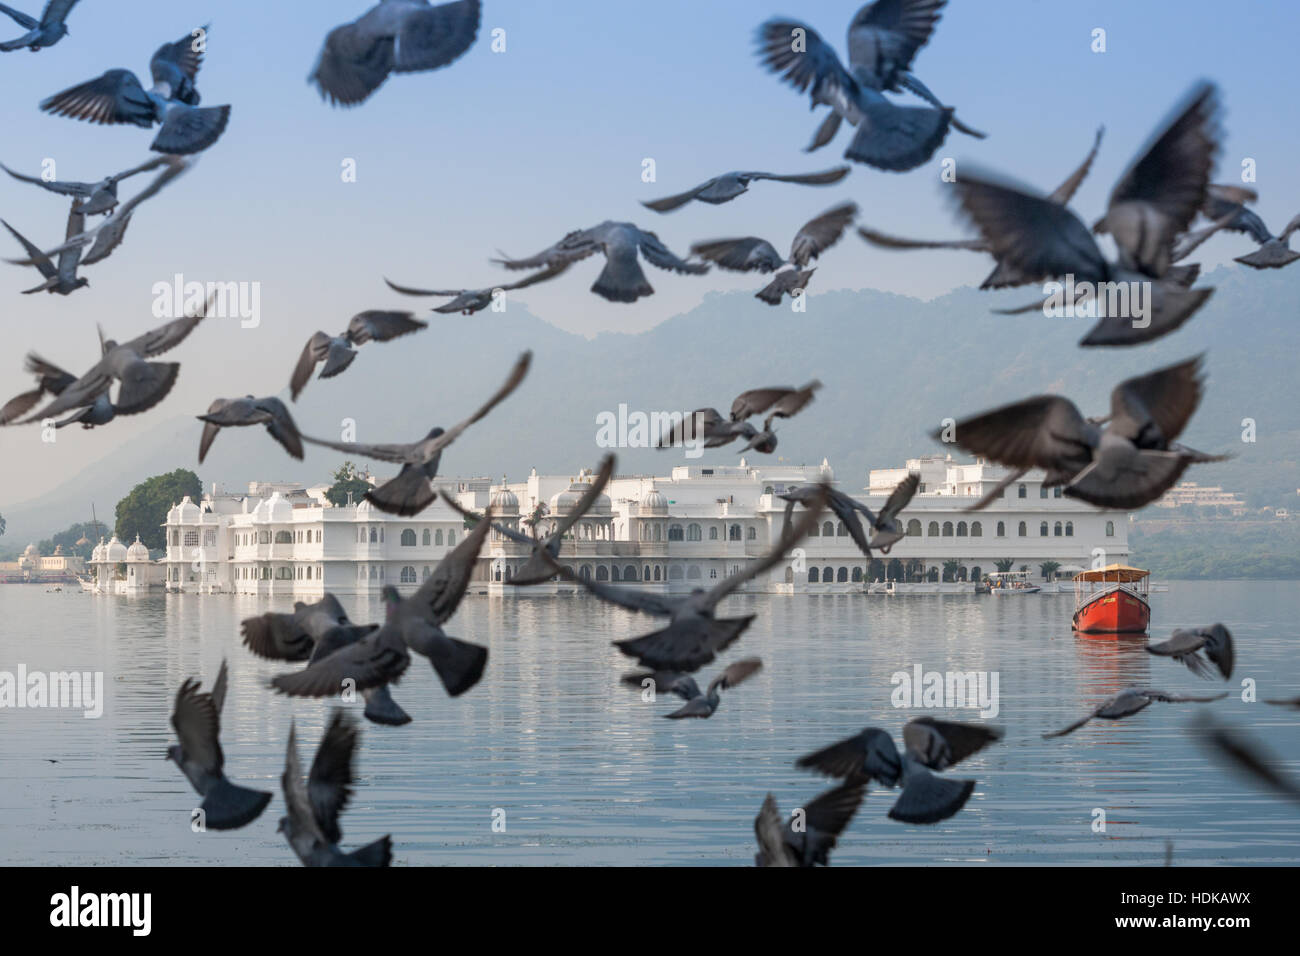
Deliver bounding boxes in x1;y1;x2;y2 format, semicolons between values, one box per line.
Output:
1131;519;1300;579
3;264;1297;545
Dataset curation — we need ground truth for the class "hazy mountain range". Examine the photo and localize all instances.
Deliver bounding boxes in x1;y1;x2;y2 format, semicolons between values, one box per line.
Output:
3;264;1296;547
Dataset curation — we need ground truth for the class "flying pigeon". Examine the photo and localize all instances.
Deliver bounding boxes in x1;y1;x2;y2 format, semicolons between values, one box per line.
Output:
754;780;867;867
242;594;410;725
1194;714;1300;808
16;304;209;423
2;202;88;295
166;659;272;830
663;658;763;719
1043;687;1228;738
938;355;1228;512
0;155;169;216
383;263;569;315
493;222;707;303
642;166;850;213
0;353;76;425
0;0;78;52
691;203;857;304
1146;624;1234;680
857;127;1105;288
40;27;231;154
290;310;428;401
301;351;531;515
440;455;614;586
781;472;918;559
797;717;1003;824
271;511;492;703
279;710;393;866
549;487;829;672
197;396;304;464
311;0;482;107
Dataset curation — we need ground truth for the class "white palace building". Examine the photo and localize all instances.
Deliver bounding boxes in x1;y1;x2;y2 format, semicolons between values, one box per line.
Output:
148;456;1130;597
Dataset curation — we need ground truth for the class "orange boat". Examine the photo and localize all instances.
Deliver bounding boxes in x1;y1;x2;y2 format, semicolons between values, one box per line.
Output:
1072;564;1151;637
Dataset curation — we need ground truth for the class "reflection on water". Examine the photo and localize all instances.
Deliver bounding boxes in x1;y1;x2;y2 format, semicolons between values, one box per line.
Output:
1;582;1297;865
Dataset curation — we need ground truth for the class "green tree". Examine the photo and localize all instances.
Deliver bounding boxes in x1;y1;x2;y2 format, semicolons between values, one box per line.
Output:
325;461;371;507
38;521;109;561
942;559;961;583
1039;560;1061;581
994;558;1016;573
115;469;202;551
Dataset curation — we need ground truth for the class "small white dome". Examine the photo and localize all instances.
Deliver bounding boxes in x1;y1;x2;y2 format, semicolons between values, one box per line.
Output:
550;478;611;515
21;542;37;557
641;487;668;513
91;539;104;561
253;492;293;523
490;483;519;513
126;535;150;561
104;536;128;562
819;457;834;480
172;496;201;523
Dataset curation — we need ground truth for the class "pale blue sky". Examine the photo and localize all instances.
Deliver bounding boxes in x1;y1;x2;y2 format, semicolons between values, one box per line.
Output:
1;0;1297;504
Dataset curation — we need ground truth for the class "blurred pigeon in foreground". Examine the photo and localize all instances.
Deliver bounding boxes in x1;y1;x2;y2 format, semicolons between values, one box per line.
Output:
691;203;857;304
1;155;168;216
197;396;303;463
1194;714;1300;808
0;0;78;51
663;658;763;719
549;488;828;672
17;304;209;423
754;780;867;867
858;127;1104;288
0;353;76;425
939;355;1227;512
279;710;393;866
643;166;849;213
271;511;492;703
441;455;614;585
797;717;1002;824
494;222;707;303
383;263;569;314
40;27;231;154
1146;624;1234;680
311;0;481;106
1043;688;1227;738
166;659;271;830
290;310;427;401
1198;190;1300;270
302;351;531;515
242;594;410;725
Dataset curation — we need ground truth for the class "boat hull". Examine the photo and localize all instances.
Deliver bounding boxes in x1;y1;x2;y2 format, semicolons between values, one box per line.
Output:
1073;588;1150;636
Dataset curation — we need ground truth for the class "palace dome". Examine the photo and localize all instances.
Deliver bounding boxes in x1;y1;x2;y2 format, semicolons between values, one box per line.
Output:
253;492;293;523
126;536;150;561
641;487;668;514
490;482;519;513
551;476;611;515
170;496;201;524
103;536;128;562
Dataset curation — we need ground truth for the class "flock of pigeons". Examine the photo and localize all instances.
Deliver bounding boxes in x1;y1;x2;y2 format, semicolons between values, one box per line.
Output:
3;0;1297;864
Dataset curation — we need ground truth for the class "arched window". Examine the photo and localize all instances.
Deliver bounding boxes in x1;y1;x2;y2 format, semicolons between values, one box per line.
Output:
687;524;701;541
400;566;416;583
942;522;953;537
1040;486;1048;499
822;566;833;582
971;521;982;537
996;521;1005;537
808;568;819;583
687;565;701;580
730;524;742;541
836;567;848;582
643;566;652;581
851;567;863;582
1018;484;1027;498
747;526;757;540
906;519;921;536
971;565;982;581
836;522;847;537
435;529;443;545
709;569;717;579
611;565;620;581
1040;522;1049;536
669;565;683;580
1018;521;1027;537
709;527;719;540
579;565;591;581
625;565;638;581
1106;521;1115;537
422;529;431;545
596;565;609;581
422;566;431;580
400;529;416;546
821;521;834;538
927;521;940;536
668;524;683;541
1054;521;1063;537
447;531;456;545
275;531;292;544
653;524;661;541
653;566;661;581
1065;521;1074;537
1053;487;1063;498
956;521;967;537
369;528;377;543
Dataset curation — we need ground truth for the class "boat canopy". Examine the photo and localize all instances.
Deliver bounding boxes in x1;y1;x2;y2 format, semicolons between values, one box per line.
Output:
1073;564;1149;583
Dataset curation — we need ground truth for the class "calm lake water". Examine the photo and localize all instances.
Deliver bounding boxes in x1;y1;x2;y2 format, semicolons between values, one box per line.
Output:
1;581;1297;866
